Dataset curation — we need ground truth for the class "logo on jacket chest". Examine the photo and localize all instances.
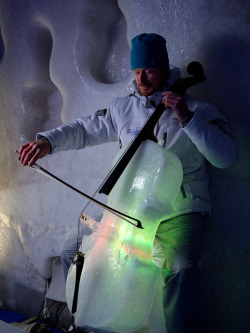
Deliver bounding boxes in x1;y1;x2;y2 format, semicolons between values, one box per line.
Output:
127;127;140;136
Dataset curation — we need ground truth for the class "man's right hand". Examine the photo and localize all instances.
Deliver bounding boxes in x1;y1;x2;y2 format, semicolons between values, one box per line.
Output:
19;139;51;166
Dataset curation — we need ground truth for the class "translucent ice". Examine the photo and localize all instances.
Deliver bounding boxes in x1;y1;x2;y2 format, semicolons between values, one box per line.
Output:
66;140;183;332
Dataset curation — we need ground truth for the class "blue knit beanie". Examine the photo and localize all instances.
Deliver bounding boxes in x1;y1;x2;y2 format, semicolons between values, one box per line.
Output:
130;33;169;70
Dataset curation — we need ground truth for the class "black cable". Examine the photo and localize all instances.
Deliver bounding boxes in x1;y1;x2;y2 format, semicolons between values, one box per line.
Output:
37;299;46;321
55;303;68;332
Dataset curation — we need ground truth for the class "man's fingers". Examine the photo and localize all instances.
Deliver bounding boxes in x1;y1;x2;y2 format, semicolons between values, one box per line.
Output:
162;92;183;109
20;144;33;165
18;142;30;157
28;149;41;166
162;95;178;109
18;140;51;166
19;142;38;166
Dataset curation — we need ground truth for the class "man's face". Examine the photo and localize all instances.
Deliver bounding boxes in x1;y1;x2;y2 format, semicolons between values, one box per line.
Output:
134;68;169;96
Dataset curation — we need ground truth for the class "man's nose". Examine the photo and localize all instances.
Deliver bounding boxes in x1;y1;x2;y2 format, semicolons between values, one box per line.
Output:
138;71;147;84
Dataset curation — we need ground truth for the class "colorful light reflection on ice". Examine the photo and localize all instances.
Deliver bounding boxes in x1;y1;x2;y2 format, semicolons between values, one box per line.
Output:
66;140;183;332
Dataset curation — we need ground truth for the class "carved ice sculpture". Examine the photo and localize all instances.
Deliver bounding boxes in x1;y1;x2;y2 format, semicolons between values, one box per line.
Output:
66;140;183;332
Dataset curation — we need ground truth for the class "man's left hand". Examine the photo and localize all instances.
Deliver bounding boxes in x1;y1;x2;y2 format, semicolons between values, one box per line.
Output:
161;91;193;123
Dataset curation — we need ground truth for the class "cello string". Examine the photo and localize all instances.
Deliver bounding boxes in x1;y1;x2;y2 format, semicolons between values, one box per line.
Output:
77;101;161;248
96;109;154;191
76;103;157;247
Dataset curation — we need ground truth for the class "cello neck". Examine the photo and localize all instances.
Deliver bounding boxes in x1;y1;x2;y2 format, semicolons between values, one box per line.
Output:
99;103;166;195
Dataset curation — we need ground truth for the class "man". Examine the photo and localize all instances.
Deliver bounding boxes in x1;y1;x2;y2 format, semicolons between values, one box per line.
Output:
19;33;237;332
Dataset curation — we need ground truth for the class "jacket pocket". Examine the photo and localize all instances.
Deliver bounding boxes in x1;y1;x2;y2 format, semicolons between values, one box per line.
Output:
181;181;210;202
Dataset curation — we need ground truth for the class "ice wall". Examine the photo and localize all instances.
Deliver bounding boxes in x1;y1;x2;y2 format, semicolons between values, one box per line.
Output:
0;0;249;332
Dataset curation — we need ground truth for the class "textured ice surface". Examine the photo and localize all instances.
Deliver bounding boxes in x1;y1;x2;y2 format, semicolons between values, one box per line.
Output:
66;141;182;332
0;0;250;332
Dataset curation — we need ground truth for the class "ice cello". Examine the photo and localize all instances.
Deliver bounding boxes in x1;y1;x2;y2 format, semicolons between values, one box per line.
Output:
66;140;183;332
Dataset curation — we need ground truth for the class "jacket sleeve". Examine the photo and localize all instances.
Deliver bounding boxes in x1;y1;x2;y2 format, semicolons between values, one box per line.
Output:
183;100;237;168
36;106;118;154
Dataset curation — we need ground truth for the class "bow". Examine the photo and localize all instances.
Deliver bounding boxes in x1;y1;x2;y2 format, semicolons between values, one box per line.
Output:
16;151;143;229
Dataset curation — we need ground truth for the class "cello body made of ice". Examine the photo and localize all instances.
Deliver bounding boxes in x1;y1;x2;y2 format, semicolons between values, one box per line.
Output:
66;140;183;332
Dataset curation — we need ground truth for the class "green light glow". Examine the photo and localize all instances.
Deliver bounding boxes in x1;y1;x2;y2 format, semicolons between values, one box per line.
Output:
66;140;183;332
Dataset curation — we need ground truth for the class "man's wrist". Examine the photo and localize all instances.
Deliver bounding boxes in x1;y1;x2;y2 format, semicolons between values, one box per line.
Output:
180;112;194;127
38;137;52;153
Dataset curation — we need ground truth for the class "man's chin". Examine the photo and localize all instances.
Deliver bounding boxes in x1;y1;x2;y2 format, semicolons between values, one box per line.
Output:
138;86;154;96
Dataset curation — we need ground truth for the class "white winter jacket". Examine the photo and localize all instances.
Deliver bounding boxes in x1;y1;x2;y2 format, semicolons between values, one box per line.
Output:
37;67;237;219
